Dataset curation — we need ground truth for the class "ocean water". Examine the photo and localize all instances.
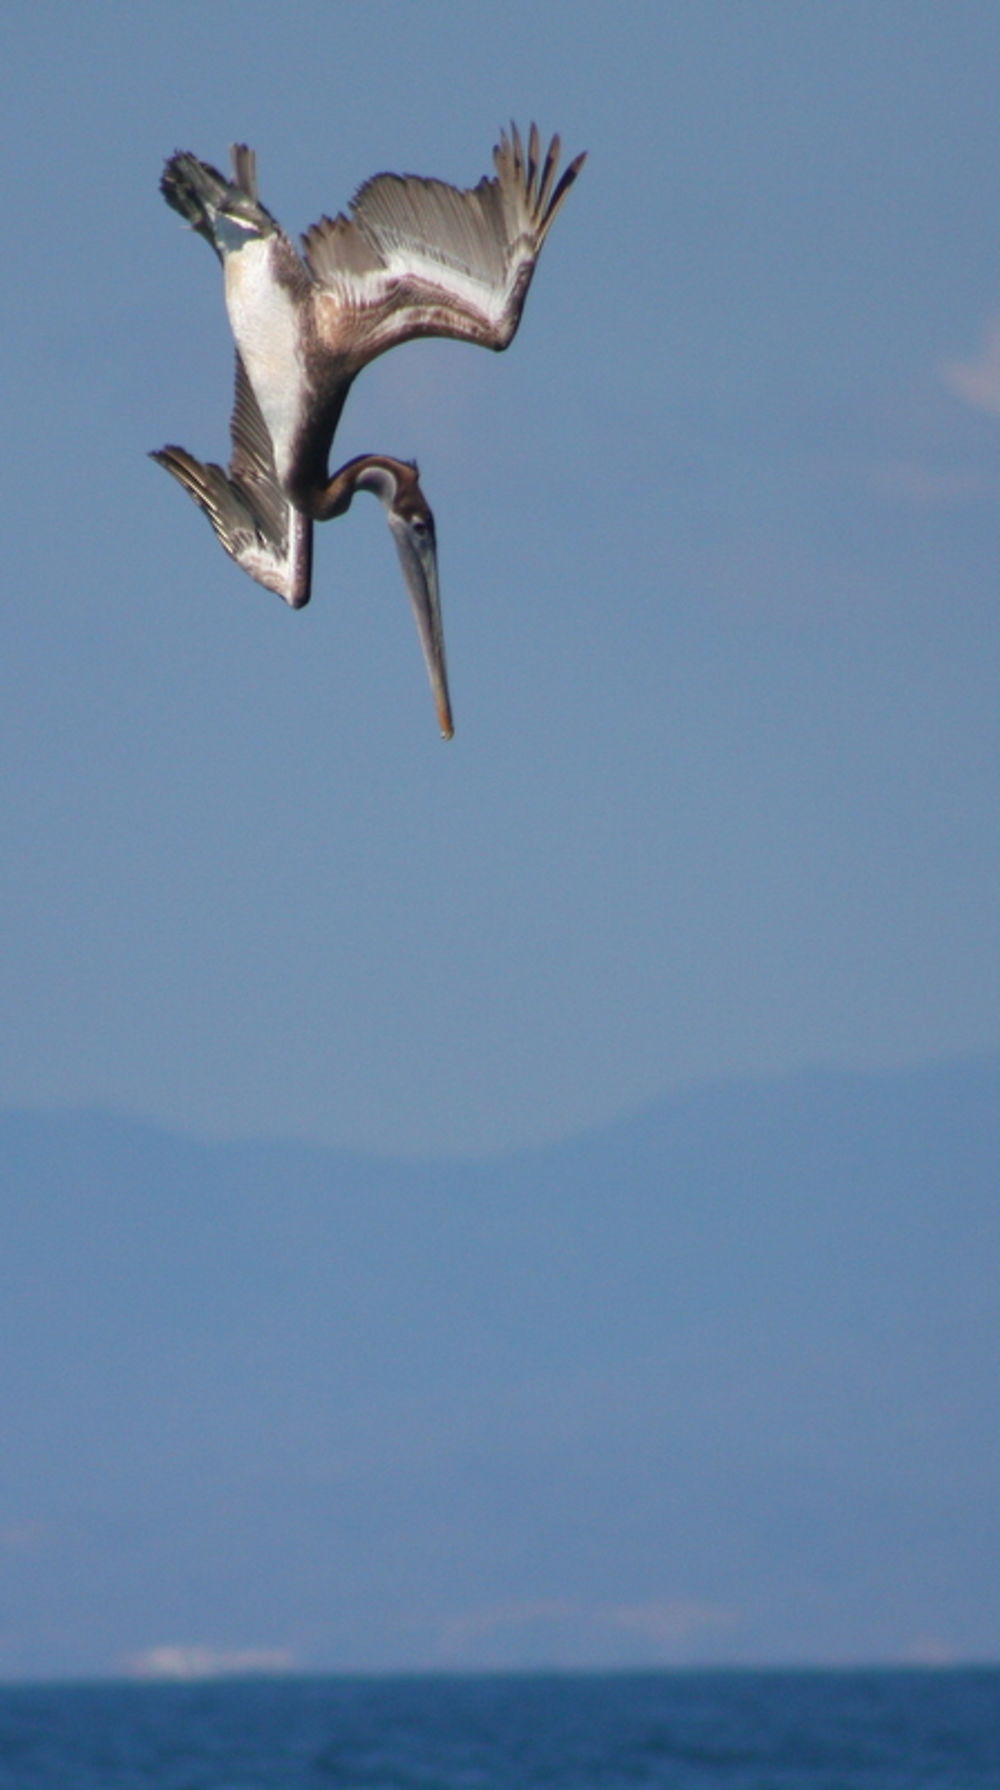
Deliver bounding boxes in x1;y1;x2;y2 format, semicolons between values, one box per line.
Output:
0;1670;997;1790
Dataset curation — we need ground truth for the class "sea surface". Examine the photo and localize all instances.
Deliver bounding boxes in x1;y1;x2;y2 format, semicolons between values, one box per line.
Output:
0;1670;997;1790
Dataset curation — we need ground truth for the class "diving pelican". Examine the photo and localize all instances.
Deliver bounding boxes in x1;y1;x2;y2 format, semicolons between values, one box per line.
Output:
152;127;585;737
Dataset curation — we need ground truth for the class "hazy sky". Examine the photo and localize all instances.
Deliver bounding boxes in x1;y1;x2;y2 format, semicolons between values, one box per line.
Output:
3;1;998;1156
4;1062;997;1675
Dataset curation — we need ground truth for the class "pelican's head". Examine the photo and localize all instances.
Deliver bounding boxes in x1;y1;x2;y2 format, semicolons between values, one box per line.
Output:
353;457;453;741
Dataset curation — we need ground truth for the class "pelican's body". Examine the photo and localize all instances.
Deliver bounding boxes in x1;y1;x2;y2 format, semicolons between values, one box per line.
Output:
153;127;585;736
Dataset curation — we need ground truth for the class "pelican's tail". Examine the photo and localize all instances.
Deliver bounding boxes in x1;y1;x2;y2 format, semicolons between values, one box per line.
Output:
160;145;277;255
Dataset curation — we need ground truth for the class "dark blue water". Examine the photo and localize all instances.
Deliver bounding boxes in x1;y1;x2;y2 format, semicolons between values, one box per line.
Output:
0;1671;996;1789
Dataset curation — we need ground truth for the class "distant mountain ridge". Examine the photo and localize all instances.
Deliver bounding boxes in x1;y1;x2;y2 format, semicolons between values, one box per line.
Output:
1;1055;997;1678
4;1046;998;1184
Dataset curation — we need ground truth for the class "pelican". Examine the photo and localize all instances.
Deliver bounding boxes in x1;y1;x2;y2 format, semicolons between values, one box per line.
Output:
152;127;585;737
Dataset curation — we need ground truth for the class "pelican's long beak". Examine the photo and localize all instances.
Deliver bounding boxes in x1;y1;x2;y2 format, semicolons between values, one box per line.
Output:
388;515;454;740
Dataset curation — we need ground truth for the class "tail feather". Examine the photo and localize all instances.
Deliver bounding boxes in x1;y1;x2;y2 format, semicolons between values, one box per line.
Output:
159;147;277;253
229;143;259;202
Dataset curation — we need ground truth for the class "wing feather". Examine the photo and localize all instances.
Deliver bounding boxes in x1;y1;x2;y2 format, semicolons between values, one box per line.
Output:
301;123;585;354
152;354;312;607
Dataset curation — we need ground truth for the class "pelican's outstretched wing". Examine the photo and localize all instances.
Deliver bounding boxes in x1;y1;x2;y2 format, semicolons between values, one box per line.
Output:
151;354;313;607
301;123;585;358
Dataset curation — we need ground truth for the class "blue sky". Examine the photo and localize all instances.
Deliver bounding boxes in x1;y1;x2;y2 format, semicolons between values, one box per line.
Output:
2;0;998;1157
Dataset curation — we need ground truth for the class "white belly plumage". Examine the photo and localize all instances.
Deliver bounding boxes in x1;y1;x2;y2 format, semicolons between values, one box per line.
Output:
224;240;305;486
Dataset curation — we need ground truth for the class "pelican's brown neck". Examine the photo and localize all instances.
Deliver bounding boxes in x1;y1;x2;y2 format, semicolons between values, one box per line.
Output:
301;454;420;522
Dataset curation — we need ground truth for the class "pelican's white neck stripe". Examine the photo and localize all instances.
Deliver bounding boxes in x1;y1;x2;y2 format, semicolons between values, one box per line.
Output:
353;464;397;507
